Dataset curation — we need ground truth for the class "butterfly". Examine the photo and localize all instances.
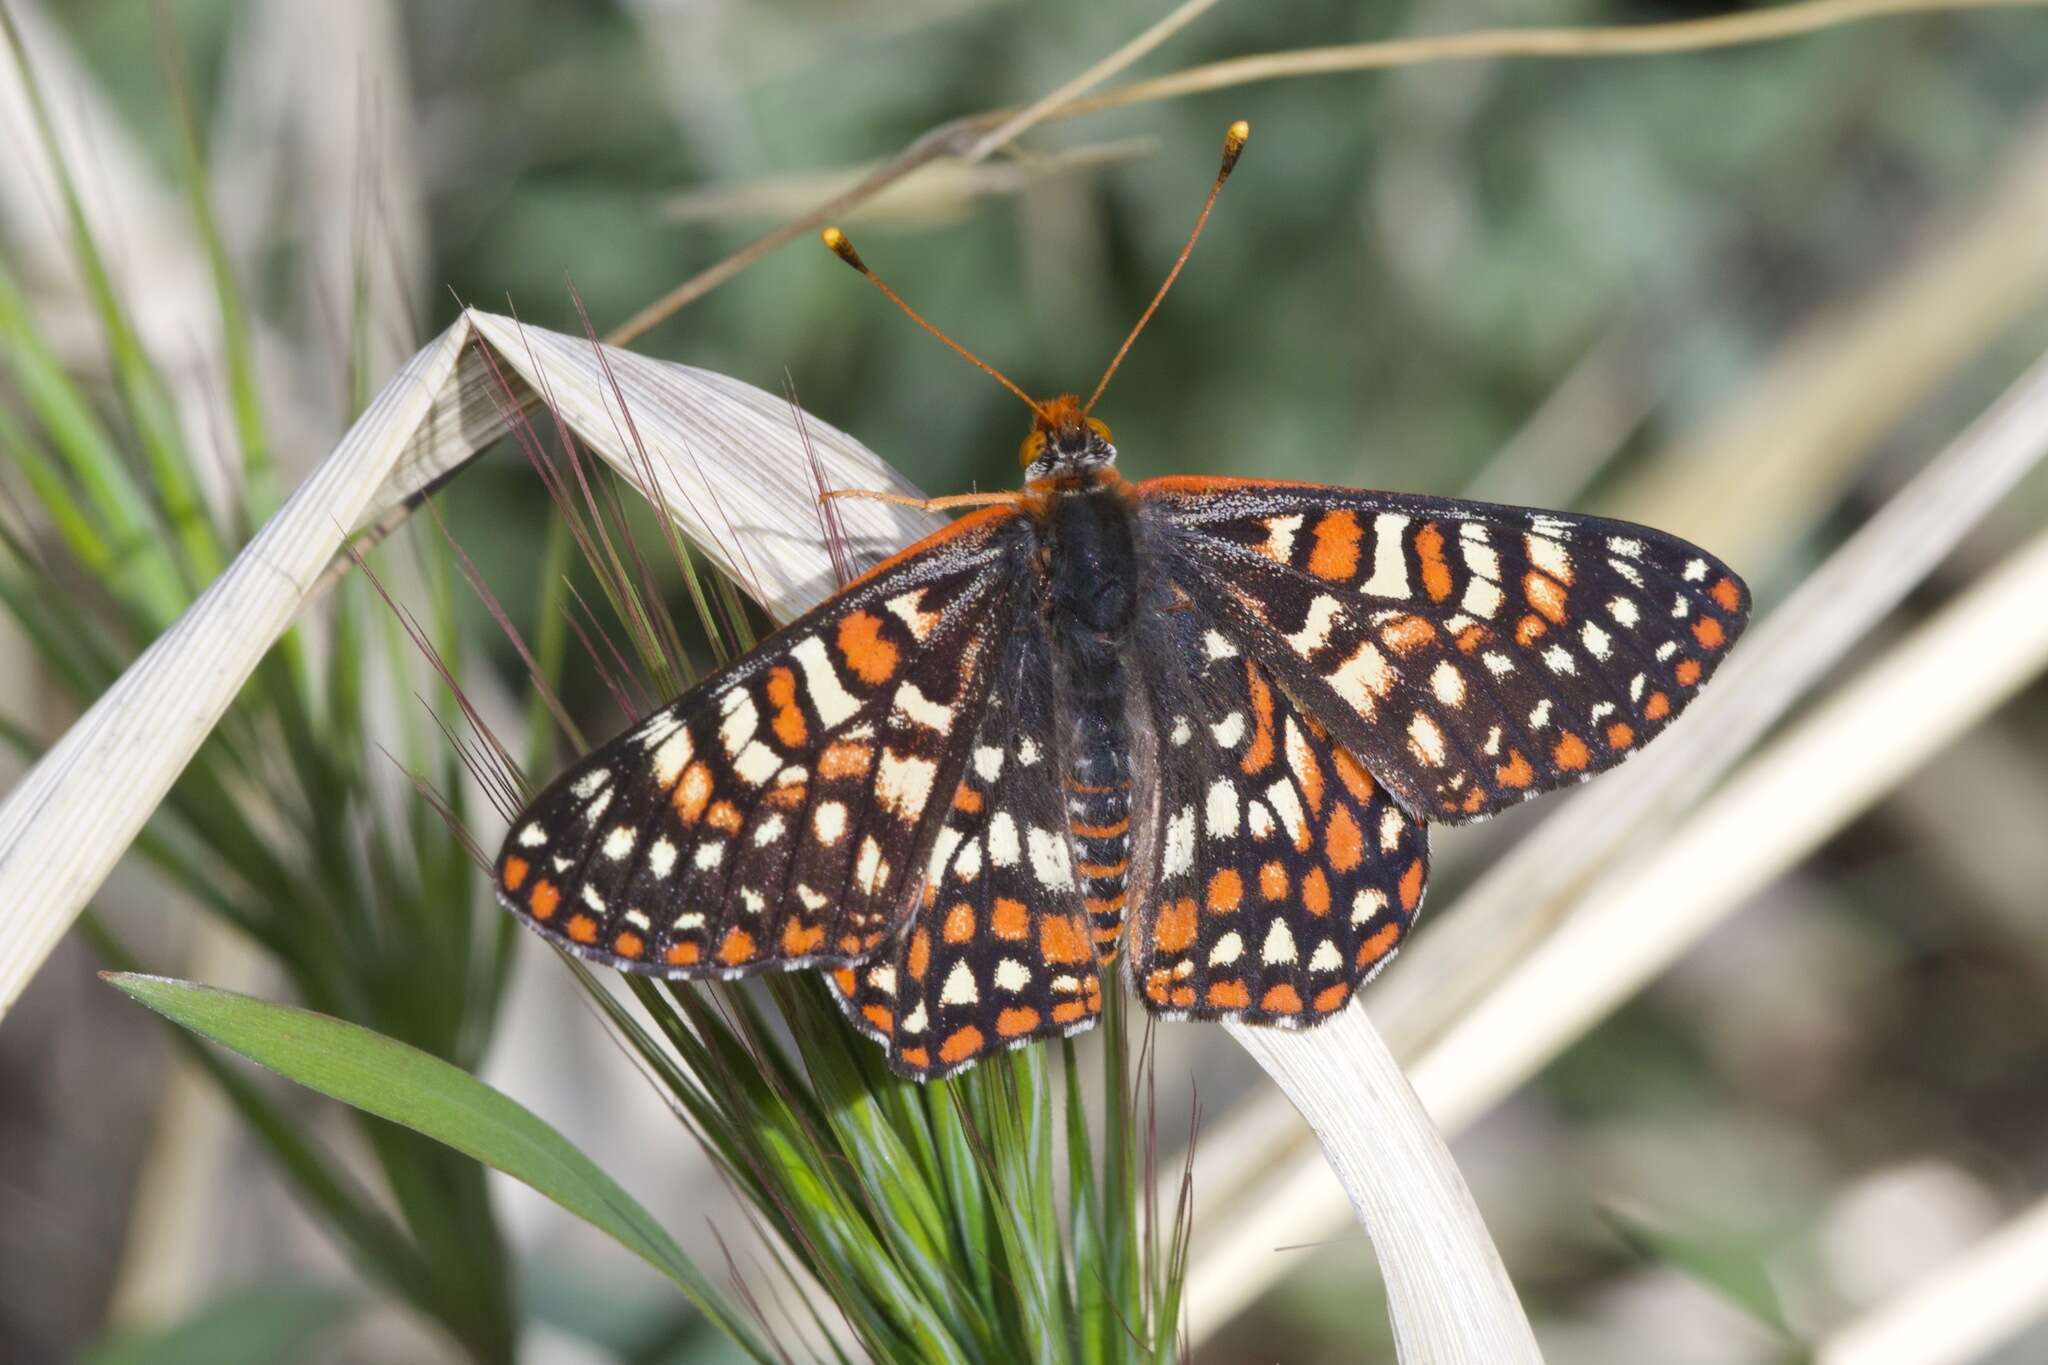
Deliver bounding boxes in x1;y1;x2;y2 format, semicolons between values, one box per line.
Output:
493;122;1749;1080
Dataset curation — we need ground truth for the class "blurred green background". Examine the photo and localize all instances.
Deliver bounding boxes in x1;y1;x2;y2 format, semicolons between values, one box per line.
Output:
5;0;2048;1361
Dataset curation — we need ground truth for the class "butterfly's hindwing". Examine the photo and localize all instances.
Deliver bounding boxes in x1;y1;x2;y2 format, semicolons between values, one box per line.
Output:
494;507;1031;978
1138;478;1750;823
832;594;1107;1079
1125;583;1427;1023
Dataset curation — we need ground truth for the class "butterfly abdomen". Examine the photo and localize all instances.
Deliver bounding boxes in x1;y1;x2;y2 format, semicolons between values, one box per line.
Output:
1046;485;1140;956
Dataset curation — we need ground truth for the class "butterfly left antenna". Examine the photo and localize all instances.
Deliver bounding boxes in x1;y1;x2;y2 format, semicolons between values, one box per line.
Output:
821;227;1046;420
1083;120;1250;417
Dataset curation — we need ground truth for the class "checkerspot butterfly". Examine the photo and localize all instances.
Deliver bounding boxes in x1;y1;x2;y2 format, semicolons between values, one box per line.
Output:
494;123;1749;1079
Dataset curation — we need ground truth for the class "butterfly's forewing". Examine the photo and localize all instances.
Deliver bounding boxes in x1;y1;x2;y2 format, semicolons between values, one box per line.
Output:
1124;584;1426;1024
832;592;1107;1079
1138;478;1750;824
495;506;1030;978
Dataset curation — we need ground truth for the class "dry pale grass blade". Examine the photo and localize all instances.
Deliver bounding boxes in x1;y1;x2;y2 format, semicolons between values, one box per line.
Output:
659;138;1158;229
1219;1012;1541;1362
0;310;933;1019
1816;1194;2048;1365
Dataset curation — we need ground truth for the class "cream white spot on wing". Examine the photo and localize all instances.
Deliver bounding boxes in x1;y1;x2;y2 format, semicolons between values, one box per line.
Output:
583;788;613;823
1407;713;1447;768
739;889;764;915
1483;724;1503;757
1462;576;1504;619
581;884;607;912
900;1000;928;1035
1542;645;1576;674
1208;931;1244;966
974;745;1005;782
940;960;977;1006
868;965;898;996
1630;673;1647;702
1483;650;1514;676
1608;596;1640;628
854;836;887;895
988;813;1021;867
1529;699;1551;730
1361;513;1412;598
649;726;694;790
1265;780;1308;846
1352;888;1389;924
1170;716;1193;746
636;711;683;747
1430;661;1465;707
1247;801;1275;839
1608;536;1643;559
927;827;963;881
953;838;983;882
752;813;786;847
732;740;782;786
1162;805;1197;878
1328;642;1393;717
647;838;677;878
812;801;847;845
603;826;636;861
1211;711;1246;748
673;911;705;930
891;682;955;734
1260;513;1304;564
790;636;861;728
1581;621;1612;660
1609;557;1645;588
1656;641;1679;661
1262;919;1299;965
1683;558;1709;582
1309;939;1342;973
518;823;548;848
1203;630;1239;661
1463;540;1500;581
994;958;1030;993
1527;535;1573;583
718;692;758;757
1591;702;1616;721
797;884;828;912
694;842;725;871
1205;778;1240;839
1379;807;1404;852
876;749;939;821
884;589;940;641
1286;595;1344;656
1673;593;1692;618
1017;737;1042;767
571;768;611;799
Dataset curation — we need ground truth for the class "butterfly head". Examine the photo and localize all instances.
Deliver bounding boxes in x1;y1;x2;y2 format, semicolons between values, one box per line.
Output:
1020;395;1116;482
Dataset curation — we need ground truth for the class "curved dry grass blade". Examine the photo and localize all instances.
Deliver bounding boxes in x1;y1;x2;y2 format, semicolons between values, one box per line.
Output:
1816;1193;2048;1365
1220;1011;1541;1362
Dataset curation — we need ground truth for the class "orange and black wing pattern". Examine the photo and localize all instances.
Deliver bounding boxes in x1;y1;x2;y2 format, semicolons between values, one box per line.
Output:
493;507;1031;980
1137;478;1749;824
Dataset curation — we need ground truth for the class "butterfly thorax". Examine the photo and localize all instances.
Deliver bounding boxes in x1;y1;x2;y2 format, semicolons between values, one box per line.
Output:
1041;476;1139;957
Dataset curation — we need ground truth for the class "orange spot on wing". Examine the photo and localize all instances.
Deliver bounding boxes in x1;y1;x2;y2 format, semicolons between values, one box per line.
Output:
1675;658;1703;685
765;666;807;747
952;784;983;813
1710;576;1742;612
1325;804;1364;872
819;741;873;779
907;928;931;979
1398;858;1425;912
707;801;742;834
832;967;857;994
1261;984;1304;1015
898;1045;931;1069
1259;861;1289;901
673;762;713;824
1040;915;1092;965
1051;1000;1089;1024
1496;750;1534;789
717;929;757;965
1331;748;1376;802
863;1004;895;1035
1241;663;1277;774
781;921;824;955
1357;921;1401;966
1207;980;1251;1009
1313;983;1351;1013
1524;571;1568;625
836;610;899;685
1455;623;1490;654
1170;984;1196;1008
1460;786;1485;814
567;913;598;944
1153;897;1198;954
1644;690;1671;720
1206;868;1244;912
996;1007;1041;1039
501;856;529;891
938;1027;985;1064
1307;509;1363;580
1381;615;1437;655
943;902;975;944
1416;522;1453;602
528;879;561;925
1692;616;1726;649
1606;722;1635;750
1302;867;1331;917
1553;732;1590;771
765;782;808;809
1515;614;1548;647
613;931;645;959
992;897;1029;940
667;942;700;967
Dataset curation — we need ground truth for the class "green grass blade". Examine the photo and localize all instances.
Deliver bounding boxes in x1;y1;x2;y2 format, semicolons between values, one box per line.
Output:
103;973;776;1362
85;1282;358;1365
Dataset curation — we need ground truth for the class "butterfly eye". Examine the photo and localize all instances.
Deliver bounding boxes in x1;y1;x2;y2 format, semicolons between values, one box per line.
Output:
1085;417;1114;443
1018;431;1047;467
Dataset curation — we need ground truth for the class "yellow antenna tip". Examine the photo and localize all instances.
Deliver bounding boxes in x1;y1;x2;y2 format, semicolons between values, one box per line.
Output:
1221;120;1251;175
821;226;866;272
